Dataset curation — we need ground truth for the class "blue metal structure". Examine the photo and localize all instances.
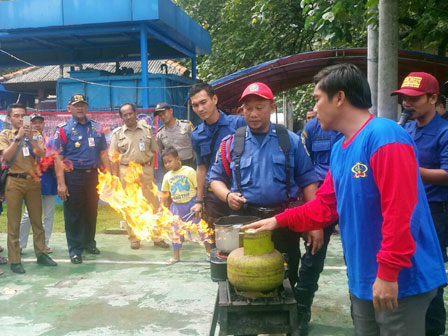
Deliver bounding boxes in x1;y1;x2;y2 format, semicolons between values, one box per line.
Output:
0;84;35;110
56;70;192;110
0;0;211;108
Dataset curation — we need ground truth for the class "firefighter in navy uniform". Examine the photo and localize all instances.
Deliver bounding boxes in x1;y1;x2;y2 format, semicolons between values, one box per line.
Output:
189;83;246;246
209;82;320;298
54;94;111;264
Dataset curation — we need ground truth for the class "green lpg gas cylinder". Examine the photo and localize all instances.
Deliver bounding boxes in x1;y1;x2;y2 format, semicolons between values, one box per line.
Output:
227;230;284;292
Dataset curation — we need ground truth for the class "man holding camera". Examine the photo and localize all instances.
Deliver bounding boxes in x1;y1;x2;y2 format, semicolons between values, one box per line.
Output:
0;103;57;274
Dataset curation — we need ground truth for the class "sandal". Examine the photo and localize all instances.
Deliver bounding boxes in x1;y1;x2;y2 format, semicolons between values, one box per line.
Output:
0;256;7;265
167;257;180;265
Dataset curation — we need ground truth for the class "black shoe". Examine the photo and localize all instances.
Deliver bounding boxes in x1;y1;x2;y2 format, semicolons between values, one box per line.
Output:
154;240;169;249
85;247;101;255
70;255;83;264
11;263;26;274
37;254;57;266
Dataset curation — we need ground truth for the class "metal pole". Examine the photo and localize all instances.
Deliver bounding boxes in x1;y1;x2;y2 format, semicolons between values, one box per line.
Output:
367;15;378;115
140;24;149;109
378;0;398;120
191;55;197;83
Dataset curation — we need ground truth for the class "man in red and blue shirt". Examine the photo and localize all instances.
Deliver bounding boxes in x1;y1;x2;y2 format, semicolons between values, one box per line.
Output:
245;64;446;335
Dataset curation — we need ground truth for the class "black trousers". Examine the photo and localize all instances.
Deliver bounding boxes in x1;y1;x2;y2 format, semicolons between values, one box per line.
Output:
297;222;336;292
63;170;99;257
426;202;448;335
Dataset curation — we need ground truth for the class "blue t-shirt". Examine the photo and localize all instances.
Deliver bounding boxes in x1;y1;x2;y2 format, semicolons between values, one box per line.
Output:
210;124;318;206
404;112;448;202
331;116;446;299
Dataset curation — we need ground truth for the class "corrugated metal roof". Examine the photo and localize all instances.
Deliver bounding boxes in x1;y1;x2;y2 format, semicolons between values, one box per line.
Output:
0;59;189;84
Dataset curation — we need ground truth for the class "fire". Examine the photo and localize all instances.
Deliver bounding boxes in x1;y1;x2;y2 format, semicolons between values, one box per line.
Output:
97;162;213;245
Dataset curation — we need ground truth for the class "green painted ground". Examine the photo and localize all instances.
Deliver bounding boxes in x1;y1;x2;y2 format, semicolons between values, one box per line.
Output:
0;233;445;335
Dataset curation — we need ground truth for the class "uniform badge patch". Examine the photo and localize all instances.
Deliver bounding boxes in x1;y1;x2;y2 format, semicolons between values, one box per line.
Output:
351;162;368;178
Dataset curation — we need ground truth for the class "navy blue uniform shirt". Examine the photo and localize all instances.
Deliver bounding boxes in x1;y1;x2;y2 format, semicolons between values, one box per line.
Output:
405;112;448;202
301;118;343;182
53;117;107;170
210;124;318;206
191;111;246;180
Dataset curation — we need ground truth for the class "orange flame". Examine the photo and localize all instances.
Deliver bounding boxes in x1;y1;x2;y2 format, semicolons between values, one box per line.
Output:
97;162;213;244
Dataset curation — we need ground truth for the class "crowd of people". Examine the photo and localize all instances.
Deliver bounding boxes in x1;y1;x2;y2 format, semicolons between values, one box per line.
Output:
0;63;447;335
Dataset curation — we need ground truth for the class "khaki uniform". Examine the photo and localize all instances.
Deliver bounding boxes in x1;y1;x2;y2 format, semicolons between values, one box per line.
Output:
109;120;159;242
156;119;194;163
0;129;46;263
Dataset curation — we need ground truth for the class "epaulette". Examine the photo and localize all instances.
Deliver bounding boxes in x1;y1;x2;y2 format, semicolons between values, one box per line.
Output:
57;122;67;128
179;119;190;124
111;126;123;134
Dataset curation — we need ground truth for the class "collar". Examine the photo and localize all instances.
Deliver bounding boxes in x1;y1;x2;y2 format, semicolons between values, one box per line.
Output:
245;123;276;141
123;121;145;132
417;112;440;134
199;111;230;133
165;118;179;130
70;117;91;127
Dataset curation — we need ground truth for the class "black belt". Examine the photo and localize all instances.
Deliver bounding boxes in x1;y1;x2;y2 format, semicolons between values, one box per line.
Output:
8;173;30;179
241;203;289;219
72;168;97;173
428;202;448;212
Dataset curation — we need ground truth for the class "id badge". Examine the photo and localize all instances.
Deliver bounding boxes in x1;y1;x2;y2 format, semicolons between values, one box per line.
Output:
22;146;30;157
139;142;145;151
88;137;95;147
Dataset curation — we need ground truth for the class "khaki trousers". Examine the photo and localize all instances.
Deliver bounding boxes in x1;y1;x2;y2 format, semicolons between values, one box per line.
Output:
119;164;161;243
5;176;46;263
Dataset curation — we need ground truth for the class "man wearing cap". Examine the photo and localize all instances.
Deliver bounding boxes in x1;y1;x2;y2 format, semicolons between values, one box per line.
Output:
0;103;57;274
189;82;246;228
20;113;57;253
155;102;195;168
392;72;448;336
109;103;169;250
209;82;321;293
54;94;111;264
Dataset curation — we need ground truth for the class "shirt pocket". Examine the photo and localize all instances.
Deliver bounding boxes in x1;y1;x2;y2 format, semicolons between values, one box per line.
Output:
311;139;331;164
272;153;288;183
117;138;128;153
200;143;212;157
230;155;252;186
418;133;439;168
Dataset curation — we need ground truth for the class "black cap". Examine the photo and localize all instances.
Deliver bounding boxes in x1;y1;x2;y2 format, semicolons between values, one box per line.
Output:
154;102;171;115
30;113;44;121
68;94;87;105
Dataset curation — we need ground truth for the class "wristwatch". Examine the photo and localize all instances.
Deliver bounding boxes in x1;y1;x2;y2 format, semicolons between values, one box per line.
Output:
13;136;20;142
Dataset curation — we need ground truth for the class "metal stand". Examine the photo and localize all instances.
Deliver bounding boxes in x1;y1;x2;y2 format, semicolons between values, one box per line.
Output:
209;279;299;336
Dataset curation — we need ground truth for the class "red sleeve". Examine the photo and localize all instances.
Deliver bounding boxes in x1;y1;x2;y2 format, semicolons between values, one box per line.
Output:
370;142;417;281
275;171;339;231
